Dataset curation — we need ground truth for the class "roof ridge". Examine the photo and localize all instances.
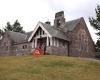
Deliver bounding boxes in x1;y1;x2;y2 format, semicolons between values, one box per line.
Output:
7;31;26;36
66;17;83;23
63;17;84;32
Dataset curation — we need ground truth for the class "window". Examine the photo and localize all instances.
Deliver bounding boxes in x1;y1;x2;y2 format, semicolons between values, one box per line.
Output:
57;19;61;26
40;28;42;35
78;29;88;52
22;45;27;49
43;31;44;35
25;45;27;48
23;46;24;49
49;37;50;46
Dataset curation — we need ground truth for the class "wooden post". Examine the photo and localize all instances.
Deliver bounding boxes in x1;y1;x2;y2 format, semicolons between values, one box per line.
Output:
35;38;37;48
32;40;34;48
47;37;49;46
50;37;53;46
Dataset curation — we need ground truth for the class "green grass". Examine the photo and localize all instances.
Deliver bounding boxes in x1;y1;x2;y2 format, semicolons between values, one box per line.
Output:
0;55;100;80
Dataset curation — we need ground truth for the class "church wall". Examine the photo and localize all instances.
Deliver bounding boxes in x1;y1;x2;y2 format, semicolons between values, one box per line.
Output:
46;37;68;56
11;42;32;56
46;46;68;56
0;32;33;56
68;20;95;58
0;32;12;55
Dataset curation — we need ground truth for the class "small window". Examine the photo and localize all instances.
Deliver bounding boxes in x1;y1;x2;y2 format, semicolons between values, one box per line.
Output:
57;19;61;26
22;45;27;49
40;28;42;35
43;31;44;35
49;37;50;46
24;45;27;48
23;46;24;49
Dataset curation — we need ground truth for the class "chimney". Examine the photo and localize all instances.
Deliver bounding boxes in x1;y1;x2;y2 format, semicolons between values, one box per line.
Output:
45;21;51;25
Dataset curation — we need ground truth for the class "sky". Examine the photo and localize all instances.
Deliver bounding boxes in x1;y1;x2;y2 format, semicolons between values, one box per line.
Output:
0;0;100;42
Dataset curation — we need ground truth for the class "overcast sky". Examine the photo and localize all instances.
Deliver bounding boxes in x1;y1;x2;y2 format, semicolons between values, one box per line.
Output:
0;0;100;42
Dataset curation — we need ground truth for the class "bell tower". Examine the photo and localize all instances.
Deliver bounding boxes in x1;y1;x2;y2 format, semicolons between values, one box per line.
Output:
54;11;65;28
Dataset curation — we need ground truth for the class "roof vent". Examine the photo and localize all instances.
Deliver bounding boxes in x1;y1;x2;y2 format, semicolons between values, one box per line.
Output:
45;21;51;25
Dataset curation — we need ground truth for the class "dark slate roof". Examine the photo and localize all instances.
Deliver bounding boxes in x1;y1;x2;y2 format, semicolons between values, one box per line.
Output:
41;22;69;40
40;17;82;40
26;31;33;39
7;31;33;44
7;31;27;44
63;17;82;32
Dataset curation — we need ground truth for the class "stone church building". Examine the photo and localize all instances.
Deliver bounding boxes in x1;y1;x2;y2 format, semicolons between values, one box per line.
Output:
0;11;95;57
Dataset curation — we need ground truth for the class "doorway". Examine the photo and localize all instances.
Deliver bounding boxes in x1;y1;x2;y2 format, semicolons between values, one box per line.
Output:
37;38;46;51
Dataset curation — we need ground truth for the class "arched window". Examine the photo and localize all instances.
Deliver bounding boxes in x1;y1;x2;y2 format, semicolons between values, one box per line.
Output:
78;29;88;52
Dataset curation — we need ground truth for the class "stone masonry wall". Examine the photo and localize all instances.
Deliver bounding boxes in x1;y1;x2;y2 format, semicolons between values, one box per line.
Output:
0;33;12;55
68;19;95;58
11;42;32;56
46;46;68;56
0;32;33;56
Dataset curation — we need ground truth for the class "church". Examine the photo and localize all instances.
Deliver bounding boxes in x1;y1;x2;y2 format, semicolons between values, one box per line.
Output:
0;11;95;57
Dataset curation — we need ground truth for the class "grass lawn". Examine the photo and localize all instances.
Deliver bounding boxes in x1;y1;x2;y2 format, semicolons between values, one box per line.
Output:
0;55;100;80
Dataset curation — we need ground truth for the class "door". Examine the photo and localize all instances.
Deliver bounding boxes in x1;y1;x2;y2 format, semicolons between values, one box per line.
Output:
37;38;46;51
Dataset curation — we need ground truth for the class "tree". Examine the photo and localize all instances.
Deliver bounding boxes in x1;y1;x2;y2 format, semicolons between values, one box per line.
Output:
12;20;25;33
4;22;12;31
89;5;100;48
89;5;100;37
96;40;100;48
0;29;4;35
3;20;25;33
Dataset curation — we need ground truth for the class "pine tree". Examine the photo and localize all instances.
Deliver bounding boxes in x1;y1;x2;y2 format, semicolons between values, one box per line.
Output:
0;29;4;35
12;20;25;33
89;5;100;48
4;22;12;31
3;20;25;33
89;5;100;37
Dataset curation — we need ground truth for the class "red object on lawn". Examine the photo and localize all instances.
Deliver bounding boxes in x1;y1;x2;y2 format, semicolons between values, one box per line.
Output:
32;48;44;58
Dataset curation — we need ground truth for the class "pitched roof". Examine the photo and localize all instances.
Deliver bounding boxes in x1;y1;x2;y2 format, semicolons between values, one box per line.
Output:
41;22;69;40
7;31;27;44
7;31;33;44
26;31;33;39
39;17;82;41
63;17;82;32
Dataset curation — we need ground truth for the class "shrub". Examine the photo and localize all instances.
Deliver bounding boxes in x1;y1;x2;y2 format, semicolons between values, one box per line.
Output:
44;52;50;55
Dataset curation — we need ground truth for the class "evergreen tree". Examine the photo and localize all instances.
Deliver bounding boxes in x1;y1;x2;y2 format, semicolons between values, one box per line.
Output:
89;5;100;48
0;29;4;35
4;22;12;31
12;20;25;33
3;20;25;33
96;40;100;48
89;5;100;37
